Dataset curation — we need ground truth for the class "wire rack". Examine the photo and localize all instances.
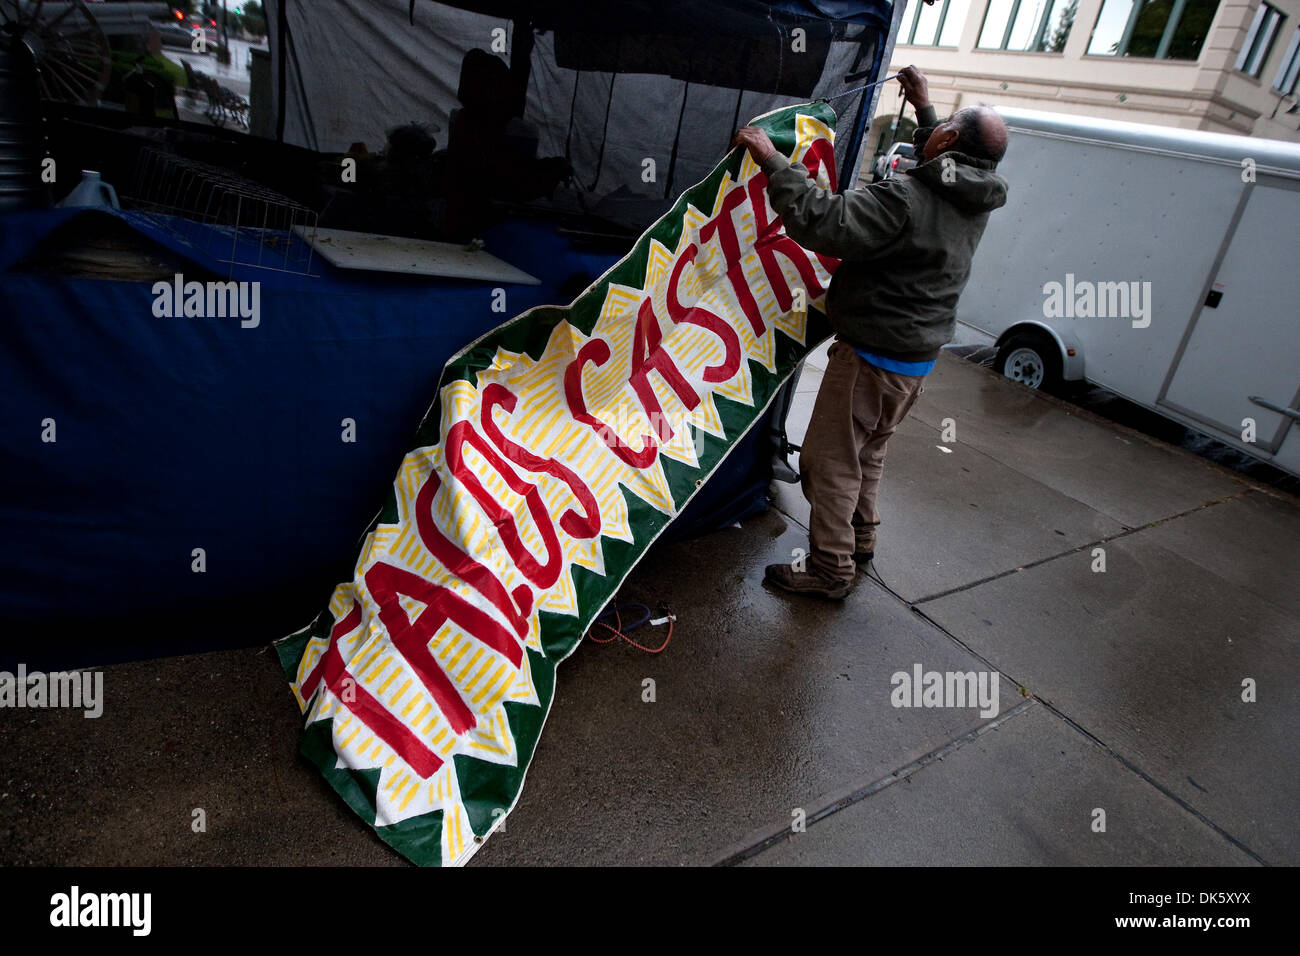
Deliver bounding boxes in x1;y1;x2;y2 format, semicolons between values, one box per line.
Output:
126;148;319;277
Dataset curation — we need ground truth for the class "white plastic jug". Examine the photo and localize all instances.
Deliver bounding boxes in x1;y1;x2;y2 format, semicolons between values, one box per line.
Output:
57;170;119;210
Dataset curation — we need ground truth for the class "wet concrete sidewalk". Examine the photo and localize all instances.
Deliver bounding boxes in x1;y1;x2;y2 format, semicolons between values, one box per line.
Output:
3;351;1296;866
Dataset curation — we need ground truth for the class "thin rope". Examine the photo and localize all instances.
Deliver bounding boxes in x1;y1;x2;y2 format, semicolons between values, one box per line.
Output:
821;73;900;104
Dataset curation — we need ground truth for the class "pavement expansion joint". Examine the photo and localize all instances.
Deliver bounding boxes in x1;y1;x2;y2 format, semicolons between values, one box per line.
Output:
906;490;1251;607
757;473;1276;866
1024;694;1270;866
712;698;1040;866
772;499;810;533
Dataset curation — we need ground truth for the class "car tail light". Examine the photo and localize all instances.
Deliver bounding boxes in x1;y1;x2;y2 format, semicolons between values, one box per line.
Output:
891;156;900;169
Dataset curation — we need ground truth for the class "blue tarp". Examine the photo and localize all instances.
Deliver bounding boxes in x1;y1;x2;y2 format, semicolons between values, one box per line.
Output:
0;208;775;669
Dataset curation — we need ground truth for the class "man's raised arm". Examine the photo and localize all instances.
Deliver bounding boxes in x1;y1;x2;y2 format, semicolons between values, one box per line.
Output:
731;66;938;260
750;147;910;260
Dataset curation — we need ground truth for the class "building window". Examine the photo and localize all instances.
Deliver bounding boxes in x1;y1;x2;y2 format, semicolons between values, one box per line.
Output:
899;0;973;47
978;0;1079;52
1087;0;1222;60
1274;27;1300;93
1235;3;1285;77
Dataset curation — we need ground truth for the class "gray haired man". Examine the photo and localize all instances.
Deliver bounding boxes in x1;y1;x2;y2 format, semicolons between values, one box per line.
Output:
733;66;1009;599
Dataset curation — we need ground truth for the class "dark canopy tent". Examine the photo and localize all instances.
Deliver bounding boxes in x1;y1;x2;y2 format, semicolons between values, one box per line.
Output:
258;0;903;547
1;0;903;670
266;0;898;226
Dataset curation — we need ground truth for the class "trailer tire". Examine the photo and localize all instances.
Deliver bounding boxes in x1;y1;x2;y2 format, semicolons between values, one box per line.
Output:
995;331;1063;392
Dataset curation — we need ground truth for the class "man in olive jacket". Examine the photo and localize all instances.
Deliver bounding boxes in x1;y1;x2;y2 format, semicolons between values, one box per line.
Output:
734;66;1009;599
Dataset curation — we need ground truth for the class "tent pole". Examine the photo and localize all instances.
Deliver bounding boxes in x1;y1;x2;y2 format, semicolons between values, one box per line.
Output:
585;37;619;193
275;0;287;141
564;47;581;163
728;37;749;149
730;87;744;133
843;7;906;192
664;42;694;200
284;10;319;150
664;79;689;199
509;17;533;119
586;73;616;192
838;48;879;190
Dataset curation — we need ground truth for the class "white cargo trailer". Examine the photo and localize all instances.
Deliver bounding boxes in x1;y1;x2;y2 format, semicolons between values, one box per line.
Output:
957;106;1300;479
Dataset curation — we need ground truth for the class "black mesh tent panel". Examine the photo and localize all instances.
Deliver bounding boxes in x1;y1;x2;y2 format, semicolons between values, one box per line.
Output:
267;0;892;228
524;29;877;224
267;0;498;153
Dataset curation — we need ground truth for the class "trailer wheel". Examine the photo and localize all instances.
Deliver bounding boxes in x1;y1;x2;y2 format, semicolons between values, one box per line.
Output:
995;331;1063;392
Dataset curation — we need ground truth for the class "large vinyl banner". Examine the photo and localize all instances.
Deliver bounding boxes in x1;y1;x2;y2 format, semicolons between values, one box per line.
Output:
275;102;839;866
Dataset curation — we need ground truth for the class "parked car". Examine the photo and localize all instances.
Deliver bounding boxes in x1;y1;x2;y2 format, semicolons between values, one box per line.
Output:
155;22;193;49
873;141;916;181
154;20;220;53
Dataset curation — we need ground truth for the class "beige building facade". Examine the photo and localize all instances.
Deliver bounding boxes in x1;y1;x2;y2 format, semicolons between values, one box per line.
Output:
869;0;1300;164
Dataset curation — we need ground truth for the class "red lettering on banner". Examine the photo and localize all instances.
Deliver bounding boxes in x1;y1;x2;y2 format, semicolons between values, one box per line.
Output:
564;138;839;469
564;338;659;468
480;383;601;540
627;295;701;448
748;174;838;312
365;559;524;735
299;602;447;778
700;186;769;339
665;244;741;384
415;471;533;632
444;419;567;592
796;138;840;275
799;137;839;192
300;382;610;776
700;138;839;338
297;132;845;789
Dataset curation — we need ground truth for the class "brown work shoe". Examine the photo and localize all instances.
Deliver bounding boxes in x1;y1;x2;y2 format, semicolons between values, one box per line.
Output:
763;563;852;600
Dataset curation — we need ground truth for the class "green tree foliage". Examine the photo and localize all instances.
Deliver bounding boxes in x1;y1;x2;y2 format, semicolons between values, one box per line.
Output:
1044;0;1077;54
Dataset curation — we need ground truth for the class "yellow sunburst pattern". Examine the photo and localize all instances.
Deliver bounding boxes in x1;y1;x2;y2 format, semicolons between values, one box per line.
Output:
280;105;840;867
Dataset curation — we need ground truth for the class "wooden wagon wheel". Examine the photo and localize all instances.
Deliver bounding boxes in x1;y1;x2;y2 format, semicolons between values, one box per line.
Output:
0;0;111;106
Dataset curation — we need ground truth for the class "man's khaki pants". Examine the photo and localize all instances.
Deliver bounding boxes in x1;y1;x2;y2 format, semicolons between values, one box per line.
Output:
799;340;926;584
